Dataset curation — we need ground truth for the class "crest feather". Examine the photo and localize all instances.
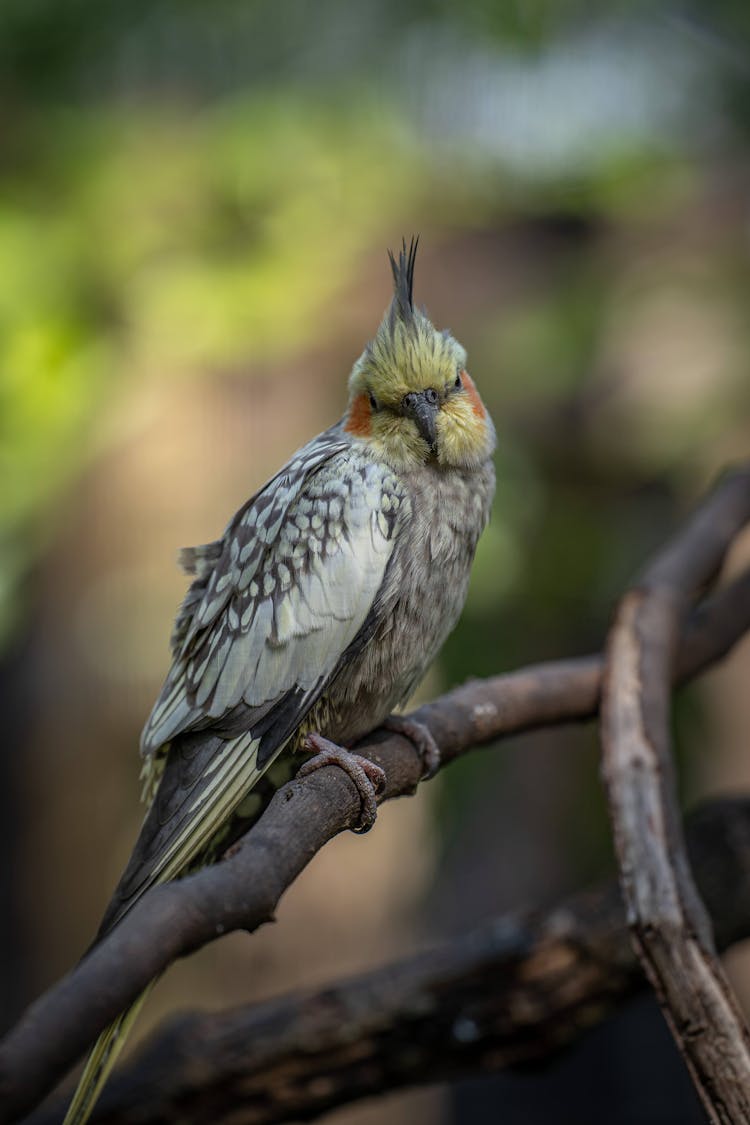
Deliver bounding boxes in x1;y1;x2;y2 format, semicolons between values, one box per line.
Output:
387;236;419;328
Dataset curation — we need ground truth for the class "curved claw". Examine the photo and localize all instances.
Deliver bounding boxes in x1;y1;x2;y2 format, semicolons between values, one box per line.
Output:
382;714;441;779
299;733;386;833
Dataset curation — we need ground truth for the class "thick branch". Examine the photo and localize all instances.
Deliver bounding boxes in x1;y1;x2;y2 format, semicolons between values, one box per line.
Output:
601;466;750;1124
32;797;750;1125
2;566;750;1123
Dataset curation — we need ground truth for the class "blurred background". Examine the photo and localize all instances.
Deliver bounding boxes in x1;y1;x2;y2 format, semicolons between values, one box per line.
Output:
2;1;750;1122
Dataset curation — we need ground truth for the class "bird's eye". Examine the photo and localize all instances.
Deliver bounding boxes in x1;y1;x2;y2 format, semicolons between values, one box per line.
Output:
369;391;378;410
454;371;463;389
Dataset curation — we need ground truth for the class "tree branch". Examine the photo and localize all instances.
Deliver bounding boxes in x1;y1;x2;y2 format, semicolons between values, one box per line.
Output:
31;796;750;1125
2;487;749;1123
601;466;750;1124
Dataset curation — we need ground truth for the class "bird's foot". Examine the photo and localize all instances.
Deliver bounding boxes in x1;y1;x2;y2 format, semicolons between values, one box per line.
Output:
382;714;441;780
299;734;387;834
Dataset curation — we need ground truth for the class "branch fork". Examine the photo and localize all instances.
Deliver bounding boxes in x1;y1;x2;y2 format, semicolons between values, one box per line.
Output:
2;467;750;1123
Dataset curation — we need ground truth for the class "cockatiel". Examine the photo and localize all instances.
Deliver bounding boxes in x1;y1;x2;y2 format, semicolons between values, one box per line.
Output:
64;239;496;1124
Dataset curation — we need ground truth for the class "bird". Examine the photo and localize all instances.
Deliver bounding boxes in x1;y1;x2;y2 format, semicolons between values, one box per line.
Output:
63;237;496;1124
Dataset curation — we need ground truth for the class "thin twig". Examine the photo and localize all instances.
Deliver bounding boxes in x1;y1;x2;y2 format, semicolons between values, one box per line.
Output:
601;466;750;1124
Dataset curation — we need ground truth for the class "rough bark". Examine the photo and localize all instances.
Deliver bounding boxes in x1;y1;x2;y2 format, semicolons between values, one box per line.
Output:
29;797;750;1125
601;467;750;1124
1;475;749;1124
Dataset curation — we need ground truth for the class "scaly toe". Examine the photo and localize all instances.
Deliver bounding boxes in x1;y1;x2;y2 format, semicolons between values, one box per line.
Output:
382;714;441;780
298;734;386;833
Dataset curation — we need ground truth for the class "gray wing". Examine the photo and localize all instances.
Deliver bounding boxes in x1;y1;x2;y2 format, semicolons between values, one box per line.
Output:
141;431;402;754
100;434;404;932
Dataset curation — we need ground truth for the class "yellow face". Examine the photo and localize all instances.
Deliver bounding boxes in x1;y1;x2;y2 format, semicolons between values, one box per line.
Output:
345;311;495;472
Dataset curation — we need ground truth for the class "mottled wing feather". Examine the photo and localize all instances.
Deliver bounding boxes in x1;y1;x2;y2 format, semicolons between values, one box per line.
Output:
141;428;354;755
169;540;223;655
107;435;404;935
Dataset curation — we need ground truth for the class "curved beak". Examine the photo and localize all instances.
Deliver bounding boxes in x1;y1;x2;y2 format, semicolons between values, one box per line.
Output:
402;390;439;453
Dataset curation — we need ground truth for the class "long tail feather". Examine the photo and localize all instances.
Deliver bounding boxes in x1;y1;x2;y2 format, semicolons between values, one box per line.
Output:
62;984;154;1125
61;730;294;1123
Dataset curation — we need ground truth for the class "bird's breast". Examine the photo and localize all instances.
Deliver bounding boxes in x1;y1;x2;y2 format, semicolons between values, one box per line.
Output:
324;458;495;745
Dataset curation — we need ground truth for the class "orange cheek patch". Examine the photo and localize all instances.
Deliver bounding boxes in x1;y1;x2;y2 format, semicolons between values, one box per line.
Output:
344;393;372;436
462;372;486;419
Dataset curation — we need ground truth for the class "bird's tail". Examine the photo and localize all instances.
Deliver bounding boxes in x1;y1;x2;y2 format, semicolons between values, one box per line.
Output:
62;983;154;1125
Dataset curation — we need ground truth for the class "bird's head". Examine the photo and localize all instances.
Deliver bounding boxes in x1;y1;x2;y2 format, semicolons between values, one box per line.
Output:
344;239;495;472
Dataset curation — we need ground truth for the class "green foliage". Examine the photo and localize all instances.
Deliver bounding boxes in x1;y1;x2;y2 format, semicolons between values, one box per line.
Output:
0;99;424;646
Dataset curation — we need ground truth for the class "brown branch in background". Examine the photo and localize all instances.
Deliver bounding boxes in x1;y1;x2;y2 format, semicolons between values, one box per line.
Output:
2;563;750;1125
29;796;750;1125
601;466;750;1124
